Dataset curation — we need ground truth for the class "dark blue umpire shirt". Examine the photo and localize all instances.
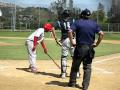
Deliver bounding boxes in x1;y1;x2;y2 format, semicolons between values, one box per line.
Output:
70;19;101;45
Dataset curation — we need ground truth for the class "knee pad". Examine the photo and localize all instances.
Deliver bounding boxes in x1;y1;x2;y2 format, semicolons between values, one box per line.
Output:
61;56;67;67
61;56;67;73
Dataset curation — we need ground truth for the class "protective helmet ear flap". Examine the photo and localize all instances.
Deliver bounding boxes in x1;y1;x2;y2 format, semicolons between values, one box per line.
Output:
43;23;53;32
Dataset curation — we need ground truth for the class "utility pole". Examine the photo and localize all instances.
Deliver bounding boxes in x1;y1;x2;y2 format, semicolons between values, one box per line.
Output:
38;5;40;28
0;9;2;16
97;7;99;23
13;3;16;31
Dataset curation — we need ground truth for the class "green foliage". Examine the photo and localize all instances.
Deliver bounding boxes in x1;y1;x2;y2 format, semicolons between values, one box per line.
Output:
91;10;106;23
1;6;56;29
91;11;97;21
98;10;105;23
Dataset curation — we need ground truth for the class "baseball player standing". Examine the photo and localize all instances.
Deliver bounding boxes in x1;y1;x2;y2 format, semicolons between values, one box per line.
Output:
68;9;104;90
25;23;57;73
54;10;80;79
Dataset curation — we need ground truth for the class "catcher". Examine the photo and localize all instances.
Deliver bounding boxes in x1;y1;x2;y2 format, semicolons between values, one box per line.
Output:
54;10;80;78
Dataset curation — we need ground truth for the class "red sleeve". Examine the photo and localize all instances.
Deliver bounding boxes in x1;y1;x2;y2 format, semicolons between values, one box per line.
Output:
33;36;38;47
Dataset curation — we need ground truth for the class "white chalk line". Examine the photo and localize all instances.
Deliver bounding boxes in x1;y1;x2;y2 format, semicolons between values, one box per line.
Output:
92;66;113;74
0;65;114;74
0;65;10;70
92;55;120;74
93;55;120;64
0;55;120;74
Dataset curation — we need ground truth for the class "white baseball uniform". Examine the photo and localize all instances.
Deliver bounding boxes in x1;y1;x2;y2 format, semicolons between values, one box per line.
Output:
25;28;44;68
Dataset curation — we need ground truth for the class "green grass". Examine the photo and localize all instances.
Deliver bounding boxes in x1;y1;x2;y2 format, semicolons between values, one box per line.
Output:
0;31;32;37
0;31;61;38
0;31;120;40
0;40;120;60
103;32;120;40
0;31;120;60
95;43;120;57
0;39;61;60
0;45;27;60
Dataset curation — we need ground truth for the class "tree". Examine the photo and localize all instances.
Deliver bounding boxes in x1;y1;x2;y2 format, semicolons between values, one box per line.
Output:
50;0;64;15
97;2;106;23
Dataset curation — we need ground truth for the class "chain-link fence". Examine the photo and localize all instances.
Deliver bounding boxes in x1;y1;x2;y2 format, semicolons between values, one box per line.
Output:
0;1;15;31
100;23;120;32
0;0;54;31
0;0;120;32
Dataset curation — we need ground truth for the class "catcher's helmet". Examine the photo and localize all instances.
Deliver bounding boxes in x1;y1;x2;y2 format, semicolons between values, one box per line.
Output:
81;9;91;18
43;23;53;32
61;10;71;18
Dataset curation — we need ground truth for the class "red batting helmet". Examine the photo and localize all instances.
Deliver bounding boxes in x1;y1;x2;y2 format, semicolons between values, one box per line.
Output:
43;23;53;32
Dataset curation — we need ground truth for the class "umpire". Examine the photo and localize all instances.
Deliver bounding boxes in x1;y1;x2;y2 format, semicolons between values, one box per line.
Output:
68;9;104;90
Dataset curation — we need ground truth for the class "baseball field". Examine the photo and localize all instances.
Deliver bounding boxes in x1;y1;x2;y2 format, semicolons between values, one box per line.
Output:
0;31;120;90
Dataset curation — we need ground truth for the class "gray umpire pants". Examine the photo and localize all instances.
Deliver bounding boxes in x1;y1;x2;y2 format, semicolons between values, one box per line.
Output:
25;40;37;68
69;45;95;90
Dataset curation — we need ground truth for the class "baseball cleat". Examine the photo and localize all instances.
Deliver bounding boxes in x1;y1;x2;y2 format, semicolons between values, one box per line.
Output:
27;67;38;73
61;73;66;79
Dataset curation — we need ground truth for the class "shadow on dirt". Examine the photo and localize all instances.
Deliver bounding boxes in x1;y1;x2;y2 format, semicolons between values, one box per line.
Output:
46;81;68;87
35;71;60;78
16;68;60;78
16;68;32;73
46;81;82;89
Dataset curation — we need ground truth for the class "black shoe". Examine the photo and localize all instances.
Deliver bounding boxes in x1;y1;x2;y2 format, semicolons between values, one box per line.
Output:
68;83;80;88
82;87;87;90
82;88;87;90
68;82;76;87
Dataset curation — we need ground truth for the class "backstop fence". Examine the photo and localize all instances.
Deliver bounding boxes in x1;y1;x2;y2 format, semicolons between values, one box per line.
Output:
100;23;120;32
0;0;53;31
0;0;120;32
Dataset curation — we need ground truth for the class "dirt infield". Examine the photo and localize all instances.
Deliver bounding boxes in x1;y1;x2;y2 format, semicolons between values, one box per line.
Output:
0;36;120;90
0;53;120;90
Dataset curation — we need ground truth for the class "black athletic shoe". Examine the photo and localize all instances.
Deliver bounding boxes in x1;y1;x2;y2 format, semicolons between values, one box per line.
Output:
68;82;76;87
68;83;82;89
68;83;79;87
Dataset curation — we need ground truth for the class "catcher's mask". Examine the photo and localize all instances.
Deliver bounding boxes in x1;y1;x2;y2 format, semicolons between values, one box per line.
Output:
61;10;71;19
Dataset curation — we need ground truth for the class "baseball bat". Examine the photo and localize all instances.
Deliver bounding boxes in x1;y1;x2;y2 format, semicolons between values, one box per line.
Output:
46;53;61;69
